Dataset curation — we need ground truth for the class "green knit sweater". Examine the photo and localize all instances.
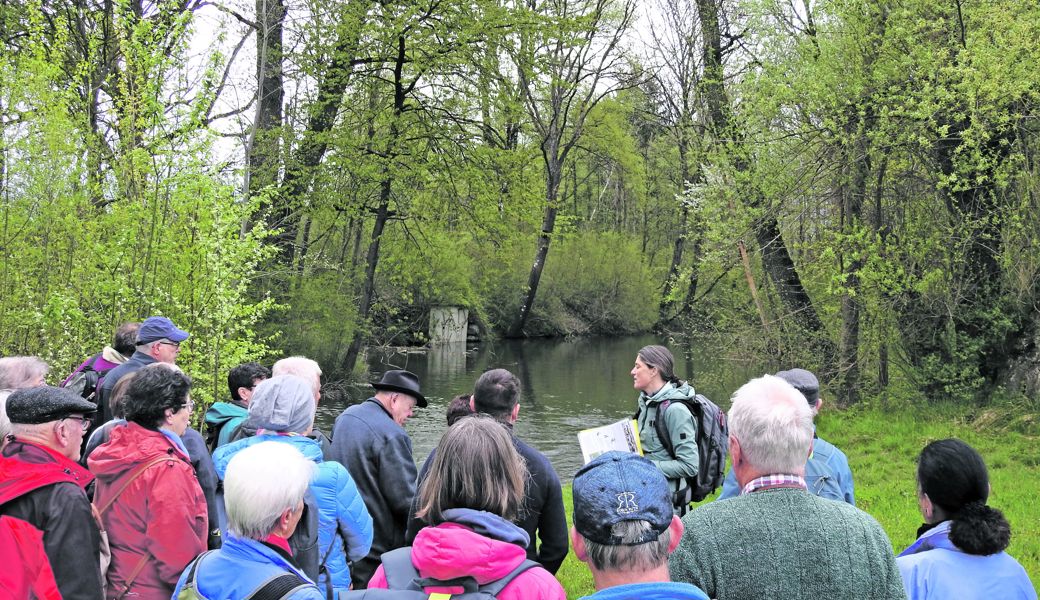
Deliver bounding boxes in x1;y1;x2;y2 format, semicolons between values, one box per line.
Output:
669;487;907;600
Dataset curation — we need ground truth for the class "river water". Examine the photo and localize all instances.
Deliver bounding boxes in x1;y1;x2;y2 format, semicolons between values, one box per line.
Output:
314;335;767;480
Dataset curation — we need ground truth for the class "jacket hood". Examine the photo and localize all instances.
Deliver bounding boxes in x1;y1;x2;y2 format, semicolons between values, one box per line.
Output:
899;520;957;557
212;433;324;480
640;381;696;407
101;345;129;364
87;421;186;482
411;510;530;585
205;401;249;427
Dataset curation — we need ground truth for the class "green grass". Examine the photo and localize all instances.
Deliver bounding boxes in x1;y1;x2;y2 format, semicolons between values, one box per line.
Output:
554;403;1040;597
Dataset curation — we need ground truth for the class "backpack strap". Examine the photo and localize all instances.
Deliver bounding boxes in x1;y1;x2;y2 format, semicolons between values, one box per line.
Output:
653;399;676;458
379;547;422;591
470;559;539;597
95;453;173;515
245;573;312;600
316;536;338;600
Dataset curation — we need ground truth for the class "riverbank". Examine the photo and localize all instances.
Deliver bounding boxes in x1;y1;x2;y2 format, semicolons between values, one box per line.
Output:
554;402;1040;597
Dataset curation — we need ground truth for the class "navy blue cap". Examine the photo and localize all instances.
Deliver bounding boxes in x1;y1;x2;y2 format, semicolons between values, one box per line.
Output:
137;316;189;344
775;368;819;406
572;451;672;545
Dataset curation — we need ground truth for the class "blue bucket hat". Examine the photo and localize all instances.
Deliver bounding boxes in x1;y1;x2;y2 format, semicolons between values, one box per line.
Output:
572;451;672;545
137;316;189;344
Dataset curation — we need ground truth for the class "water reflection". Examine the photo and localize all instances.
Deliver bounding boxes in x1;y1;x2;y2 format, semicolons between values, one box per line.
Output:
315;335;767;480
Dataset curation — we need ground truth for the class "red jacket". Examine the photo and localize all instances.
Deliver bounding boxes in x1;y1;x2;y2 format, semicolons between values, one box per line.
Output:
0;440;102;600
88;423;207;600
0;515;62;600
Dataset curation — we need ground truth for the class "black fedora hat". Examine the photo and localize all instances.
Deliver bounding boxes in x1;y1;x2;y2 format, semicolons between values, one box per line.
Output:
371;370;426;407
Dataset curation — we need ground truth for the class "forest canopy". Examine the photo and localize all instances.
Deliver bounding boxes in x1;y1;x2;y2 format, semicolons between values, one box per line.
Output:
0;0;1037;405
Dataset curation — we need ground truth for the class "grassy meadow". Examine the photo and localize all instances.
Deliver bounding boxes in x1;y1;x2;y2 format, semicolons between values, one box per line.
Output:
553;403;1040;598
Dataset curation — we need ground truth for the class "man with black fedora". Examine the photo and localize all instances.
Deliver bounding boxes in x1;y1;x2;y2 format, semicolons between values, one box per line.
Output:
330;369;426;588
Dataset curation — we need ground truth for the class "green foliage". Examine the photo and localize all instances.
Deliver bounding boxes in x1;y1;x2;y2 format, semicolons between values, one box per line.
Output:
0;6;275;408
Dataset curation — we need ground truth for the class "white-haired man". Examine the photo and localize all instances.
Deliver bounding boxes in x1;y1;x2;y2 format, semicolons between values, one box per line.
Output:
670;375;906;600
173;441;323;599
572;452;708;600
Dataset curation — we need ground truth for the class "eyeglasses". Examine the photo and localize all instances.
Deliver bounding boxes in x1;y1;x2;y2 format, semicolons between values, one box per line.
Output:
63;415;93;431
181;400;195;412
158;340;181;348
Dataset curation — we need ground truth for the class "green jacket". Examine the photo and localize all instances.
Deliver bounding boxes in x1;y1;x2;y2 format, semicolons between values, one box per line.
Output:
637;382;699;490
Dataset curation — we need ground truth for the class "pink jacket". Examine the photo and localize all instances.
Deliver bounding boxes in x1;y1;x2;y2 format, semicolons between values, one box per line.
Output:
369;510;564;600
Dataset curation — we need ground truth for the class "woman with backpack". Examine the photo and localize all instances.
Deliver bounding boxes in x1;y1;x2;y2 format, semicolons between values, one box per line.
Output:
631;345;701;515
896;438;1036;600
361;415;565;600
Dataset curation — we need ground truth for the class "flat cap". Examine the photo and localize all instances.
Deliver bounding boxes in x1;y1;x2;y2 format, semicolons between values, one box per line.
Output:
5;385;97;424
775;368;820;406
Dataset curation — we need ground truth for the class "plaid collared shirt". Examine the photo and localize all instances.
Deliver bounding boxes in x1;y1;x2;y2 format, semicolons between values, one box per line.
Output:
741;473;808;495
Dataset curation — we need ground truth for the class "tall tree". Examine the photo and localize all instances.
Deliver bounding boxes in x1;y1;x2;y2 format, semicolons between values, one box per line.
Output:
506;0;637;337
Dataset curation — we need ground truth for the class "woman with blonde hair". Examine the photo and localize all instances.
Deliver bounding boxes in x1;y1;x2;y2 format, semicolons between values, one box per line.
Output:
364;415;565;599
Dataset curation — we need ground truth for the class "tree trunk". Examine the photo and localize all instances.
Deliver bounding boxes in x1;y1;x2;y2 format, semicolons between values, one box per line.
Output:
507;159;562;338
695;0;831;357
341;35;408;374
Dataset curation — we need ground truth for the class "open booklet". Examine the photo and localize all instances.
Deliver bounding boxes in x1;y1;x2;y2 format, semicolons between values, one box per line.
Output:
577;418;643;464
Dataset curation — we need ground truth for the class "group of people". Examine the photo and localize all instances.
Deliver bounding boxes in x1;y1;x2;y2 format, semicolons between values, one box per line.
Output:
0;326;1034;600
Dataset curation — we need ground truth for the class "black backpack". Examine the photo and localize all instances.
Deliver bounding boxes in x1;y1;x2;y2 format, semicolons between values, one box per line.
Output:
61;354;115;401
638;391;728;504
340;547;538;600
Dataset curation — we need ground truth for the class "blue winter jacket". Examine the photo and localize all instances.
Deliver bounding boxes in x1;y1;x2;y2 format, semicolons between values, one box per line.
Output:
580;581;710;600
171;534;324;600
717;433;855;504
212;434;374;594
897;520;1037;600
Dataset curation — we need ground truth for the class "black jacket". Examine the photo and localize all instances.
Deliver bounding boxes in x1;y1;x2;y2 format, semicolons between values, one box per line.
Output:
329;398;417;588
404;422;569;574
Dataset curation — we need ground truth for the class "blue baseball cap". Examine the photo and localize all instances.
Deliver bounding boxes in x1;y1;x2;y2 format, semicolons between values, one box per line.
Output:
136;316;189;344
572;451;672;545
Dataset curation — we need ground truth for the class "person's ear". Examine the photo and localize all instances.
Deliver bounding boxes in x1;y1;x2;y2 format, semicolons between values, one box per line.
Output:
469;396;476;412
920;492;934;521
510;403;520;423
570;527;589;562
53;421;71;448
728;435;741;466
667;515;685;553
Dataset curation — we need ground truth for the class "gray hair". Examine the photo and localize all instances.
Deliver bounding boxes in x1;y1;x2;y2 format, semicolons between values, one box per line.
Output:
728;374;814;474
224;441;316;540
581;520;671;571
636;346;677;384
0;356;50;390
272;357;322;397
